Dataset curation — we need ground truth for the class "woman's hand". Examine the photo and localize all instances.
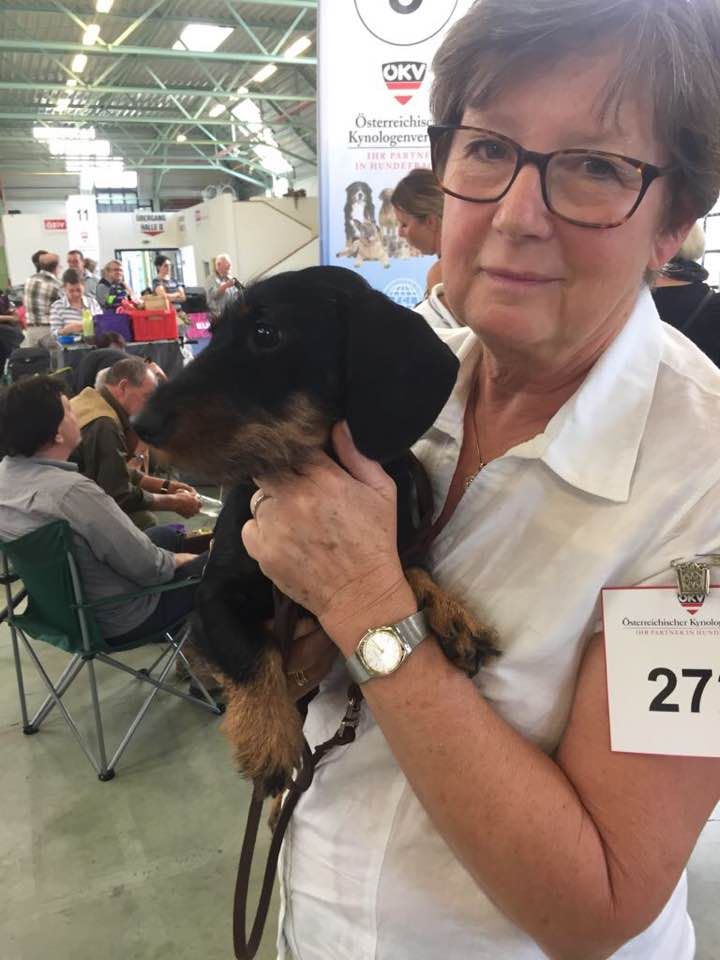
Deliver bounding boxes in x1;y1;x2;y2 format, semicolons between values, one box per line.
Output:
242;422;412;650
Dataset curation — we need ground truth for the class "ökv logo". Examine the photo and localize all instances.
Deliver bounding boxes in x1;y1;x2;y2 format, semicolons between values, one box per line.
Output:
383;61;427;105
354;0;458;47
678;593;705;616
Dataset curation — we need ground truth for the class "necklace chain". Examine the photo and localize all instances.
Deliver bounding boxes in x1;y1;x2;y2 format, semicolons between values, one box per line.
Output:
464;378;486;490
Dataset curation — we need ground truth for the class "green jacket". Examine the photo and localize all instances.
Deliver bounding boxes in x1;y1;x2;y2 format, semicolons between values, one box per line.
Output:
70;387;153;515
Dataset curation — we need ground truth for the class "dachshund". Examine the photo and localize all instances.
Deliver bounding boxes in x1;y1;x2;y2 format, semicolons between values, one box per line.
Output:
134;266;497;796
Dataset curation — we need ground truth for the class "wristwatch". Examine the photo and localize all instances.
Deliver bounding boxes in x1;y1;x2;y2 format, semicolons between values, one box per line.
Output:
346;610;429;684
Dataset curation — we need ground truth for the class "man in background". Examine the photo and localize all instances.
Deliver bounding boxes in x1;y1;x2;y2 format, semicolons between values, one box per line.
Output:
205;252;244;321
70;356;202;529
67;249;98;297
24;251;62;326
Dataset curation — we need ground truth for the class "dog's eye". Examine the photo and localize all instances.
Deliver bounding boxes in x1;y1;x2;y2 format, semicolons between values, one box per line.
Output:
252;323;282;350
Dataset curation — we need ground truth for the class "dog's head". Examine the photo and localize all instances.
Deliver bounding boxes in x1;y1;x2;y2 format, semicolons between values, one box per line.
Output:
345;182;372;209
133;266;458;482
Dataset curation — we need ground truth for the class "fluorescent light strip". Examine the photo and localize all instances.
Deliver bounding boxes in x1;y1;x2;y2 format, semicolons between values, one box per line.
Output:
208;102;226;118
96;0;114;12
83;24;101;46
71;53;88;73
176;24;233;53
251;64;277;84
282;36;311;59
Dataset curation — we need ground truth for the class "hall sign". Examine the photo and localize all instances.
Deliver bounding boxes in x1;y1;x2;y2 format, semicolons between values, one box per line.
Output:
318;0;472;308
43;218;67;231
135;212;168;237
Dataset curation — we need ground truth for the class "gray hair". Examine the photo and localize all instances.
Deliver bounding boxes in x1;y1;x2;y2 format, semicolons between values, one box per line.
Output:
430;0;720;227
678;221;706;262
94;367;109;390
104;356;155;388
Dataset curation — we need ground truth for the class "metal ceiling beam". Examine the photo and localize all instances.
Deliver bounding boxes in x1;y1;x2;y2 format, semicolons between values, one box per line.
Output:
0;133;299;150
0;109;314;130
0;3;314;33
0;39;316;66
0;81;314;103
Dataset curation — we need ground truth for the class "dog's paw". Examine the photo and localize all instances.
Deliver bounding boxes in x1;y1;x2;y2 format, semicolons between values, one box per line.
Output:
221;649;305;796
405;567;499;677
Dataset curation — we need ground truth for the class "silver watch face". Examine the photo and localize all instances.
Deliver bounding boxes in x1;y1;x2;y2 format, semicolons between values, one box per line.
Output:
360;628;404;675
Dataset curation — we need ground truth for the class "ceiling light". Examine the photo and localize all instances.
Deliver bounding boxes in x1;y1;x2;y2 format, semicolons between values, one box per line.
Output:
231;98;262;127
33;125;95;140
282;36;312;59
237;85;249;95
172;40;185;50
176;24;233;53
83;24;101;45
71;53;88;73
66;78;78;88
208;102;226;118
176;133;187;143
48;138;110;158
252;144;292;175
96;0;114;12
55;97;71;112
251;64;277;84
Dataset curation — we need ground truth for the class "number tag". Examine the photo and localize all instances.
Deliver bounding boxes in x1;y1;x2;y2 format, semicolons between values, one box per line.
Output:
602;586;720;758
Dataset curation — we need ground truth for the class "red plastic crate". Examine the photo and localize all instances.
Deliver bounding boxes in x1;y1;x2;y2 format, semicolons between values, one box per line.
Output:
127;307;177;342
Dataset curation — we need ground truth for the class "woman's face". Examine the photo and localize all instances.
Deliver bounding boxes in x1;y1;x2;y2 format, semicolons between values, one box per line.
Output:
394;207;440;256
441;50;690;365
159;260;171;278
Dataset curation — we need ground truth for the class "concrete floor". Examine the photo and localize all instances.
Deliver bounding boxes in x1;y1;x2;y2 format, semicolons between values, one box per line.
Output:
1;607;718;960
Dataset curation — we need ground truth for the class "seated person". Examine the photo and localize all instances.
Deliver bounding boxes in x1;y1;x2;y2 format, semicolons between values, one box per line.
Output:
70;356;201;529
0;376;202;647
0;290;24;371
95;260;139;313
48;268;102;339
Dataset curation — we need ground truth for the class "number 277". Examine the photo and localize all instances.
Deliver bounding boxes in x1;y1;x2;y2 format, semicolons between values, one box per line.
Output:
648;668;717;713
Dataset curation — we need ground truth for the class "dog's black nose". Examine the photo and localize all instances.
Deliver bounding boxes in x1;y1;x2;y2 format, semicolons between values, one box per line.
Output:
132;407;175;447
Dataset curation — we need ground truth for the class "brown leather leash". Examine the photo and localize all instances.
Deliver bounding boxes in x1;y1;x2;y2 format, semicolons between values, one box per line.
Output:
232;451;435;960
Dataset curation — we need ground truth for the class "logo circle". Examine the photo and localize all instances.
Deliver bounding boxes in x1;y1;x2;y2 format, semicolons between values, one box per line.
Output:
354;0;459;47
384;277;424;308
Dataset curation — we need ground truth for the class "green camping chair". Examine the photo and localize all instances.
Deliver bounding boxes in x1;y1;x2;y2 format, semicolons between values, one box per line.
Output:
0;519;223;781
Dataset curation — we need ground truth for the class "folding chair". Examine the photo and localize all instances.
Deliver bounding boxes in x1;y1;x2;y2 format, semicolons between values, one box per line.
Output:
0;519;224;781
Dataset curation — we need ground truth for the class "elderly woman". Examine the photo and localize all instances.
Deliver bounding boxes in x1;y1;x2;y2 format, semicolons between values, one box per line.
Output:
244;2;720;958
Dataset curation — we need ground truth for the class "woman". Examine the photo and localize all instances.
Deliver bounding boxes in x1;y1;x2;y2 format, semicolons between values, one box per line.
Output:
391;168;447;299
95;259;140;313
48;268;102;339
245;2;720;958
151;254;186;308
653;223;720;366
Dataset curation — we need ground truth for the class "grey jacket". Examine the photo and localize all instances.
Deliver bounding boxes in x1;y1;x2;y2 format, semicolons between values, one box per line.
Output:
0;456;175;637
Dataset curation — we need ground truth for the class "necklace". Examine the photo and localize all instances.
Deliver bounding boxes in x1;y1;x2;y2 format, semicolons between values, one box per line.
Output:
464;379;486;490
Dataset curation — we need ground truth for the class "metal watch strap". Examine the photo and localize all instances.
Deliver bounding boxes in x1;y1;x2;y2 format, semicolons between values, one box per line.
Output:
346;610;429;684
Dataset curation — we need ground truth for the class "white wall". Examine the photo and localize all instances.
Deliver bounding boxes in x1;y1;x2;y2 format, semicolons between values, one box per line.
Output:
175;194;237;284
2;214;69;285
97;212;179;266
234;197;319;283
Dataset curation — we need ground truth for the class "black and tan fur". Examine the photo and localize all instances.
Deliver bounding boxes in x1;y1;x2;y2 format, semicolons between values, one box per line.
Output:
134;266;496;795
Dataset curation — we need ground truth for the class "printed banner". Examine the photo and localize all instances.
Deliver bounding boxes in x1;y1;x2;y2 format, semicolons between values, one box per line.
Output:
318;0;472;307
65;194;100;264
43;218;67;232
135;211;169;237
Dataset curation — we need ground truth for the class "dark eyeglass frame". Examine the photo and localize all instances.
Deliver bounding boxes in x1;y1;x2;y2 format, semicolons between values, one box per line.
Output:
428;124;675;229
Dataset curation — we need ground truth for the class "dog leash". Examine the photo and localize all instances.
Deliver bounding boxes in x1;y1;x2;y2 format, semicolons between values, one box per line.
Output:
232;450;436;960
232;684;364;960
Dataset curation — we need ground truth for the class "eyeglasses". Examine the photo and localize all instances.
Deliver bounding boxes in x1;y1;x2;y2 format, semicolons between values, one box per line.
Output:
428;124;675;229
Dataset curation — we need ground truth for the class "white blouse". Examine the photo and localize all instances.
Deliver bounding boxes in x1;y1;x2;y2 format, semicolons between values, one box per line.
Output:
278;287;720;960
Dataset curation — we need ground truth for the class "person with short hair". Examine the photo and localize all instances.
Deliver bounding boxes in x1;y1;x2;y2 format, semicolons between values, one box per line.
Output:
0;375;203;645
251;2;720;958
48;268;102;339
95;259;138;312
70;356;201;528
205;252;244;319
152;254;186;307
67;249;98;297
24;251;62;326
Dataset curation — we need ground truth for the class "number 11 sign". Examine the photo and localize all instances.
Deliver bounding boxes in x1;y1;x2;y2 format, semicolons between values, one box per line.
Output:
65;194;100;263
603;586;720;758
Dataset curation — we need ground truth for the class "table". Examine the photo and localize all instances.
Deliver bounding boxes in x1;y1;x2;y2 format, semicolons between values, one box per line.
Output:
58;339;185;380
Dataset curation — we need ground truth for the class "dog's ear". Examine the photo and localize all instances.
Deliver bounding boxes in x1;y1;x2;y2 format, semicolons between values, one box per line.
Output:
345;290;459;462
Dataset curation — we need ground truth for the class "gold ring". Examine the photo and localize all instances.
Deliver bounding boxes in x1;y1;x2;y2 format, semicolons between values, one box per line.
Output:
290;669;309;687
250;489;272;520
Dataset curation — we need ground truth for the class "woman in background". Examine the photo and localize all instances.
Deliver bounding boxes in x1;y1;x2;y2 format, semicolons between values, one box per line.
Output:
392;168;460;328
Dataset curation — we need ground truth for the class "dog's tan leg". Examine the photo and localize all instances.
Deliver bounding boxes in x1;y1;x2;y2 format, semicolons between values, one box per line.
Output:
221;647;305;796
405;567;499;677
